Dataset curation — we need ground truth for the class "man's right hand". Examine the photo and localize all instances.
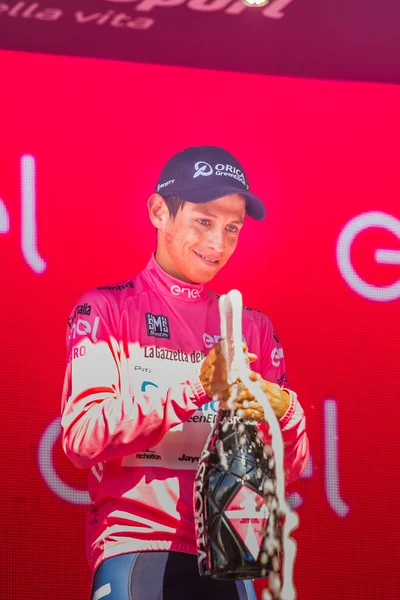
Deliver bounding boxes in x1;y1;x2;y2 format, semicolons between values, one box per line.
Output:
199;343;258;404
199;343;230;402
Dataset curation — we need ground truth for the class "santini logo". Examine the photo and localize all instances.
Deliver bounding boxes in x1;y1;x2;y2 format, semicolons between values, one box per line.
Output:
97;281;134;291
146;312;171;339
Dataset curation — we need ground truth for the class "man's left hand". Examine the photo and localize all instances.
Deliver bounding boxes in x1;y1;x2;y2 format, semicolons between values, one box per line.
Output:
233;372;290;421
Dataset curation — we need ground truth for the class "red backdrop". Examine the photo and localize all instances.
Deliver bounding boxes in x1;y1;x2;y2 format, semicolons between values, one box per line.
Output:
1;49;399;599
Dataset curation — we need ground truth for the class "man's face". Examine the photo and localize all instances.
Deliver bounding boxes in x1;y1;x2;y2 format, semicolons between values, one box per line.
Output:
158;194;246;284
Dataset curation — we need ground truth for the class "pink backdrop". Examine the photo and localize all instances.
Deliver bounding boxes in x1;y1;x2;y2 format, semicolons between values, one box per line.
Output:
1;49;399;599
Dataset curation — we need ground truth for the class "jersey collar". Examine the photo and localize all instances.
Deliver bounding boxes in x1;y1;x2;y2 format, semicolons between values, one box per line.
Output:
144;254;208;302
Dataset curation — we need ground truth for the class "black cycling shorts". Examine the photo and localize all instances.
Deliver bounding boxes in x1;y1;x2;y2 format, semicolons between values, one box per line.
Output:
90;551;258;600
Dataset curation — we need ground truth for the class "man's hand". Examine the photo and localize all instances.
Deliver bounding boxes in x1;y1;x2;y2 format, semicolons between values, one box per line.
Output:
199;343;258;404
199;343;230;402
199;343;290;421
235;373;290;421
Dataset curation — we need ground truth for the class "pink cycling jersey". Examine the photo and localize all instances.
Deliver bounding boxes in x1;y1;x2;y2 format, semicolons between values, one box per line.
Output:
61;254;309;573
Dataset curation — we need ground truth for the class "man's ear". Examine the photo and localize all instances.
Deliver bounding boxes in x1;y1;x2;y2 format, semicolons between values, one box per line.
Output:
148;193;169;231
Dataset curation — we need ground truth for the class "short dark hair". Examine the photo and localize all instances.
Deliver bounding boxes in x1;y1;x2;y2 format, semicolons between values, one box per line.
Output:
161;193;248;220
162;194;187;219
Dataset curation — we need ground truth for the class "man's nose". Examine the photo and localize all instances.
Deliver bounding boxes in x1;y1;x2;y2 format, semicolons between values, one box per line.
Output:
207;228;226;251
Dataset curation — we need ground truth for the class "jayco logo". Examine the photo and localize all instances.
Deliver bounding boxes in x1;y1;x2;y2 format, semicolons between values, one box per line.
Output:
193;161;213;178
170;285;201;299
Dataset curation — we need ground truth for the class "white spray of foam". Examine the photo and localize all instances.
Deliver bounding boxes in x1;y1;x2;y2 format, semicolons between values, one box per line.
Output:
219;290;299;600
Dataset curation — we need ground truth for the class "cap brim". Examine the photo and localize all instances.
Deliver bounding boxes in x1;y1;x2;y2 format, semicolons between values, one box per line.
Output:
179;185;266;221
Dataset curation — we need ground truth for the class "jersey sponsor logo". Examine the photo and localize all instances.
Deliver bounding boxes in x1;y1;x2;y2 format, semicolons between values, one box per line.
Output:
188;413;217;424
68;316;100;343
188;400;219;423
170;284;201;299
144;345;193;363
203;332;222;348
271;347;284;367
146;312;170;339
134;365;153;373
68;303;92;328
277;372;289;387
141;380;158;392
202;400;219;412
135;449;161;460
67;345;87;363
203;332;247;349
97;280;133;291
178;453;200;463
190;349;207;363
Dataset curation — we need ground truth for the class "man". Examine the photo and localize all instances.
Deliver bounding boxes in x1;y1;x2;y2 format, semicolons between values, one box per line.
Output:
61;146;309;600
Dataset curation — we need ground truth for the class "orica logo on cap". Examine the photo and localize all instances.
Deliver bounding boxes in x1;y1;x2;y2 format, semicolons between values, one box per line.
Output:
193;161;246;186
193;161;213;178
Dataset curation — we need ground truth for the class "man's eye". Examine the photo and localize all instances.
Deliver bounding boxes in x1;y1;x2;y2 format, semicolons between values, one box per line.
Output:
196;220;238;233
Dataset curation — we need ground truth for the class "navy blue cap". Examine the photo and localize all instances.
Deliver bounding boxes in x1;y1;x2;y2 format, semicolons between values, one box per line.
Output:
155;146;266;221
